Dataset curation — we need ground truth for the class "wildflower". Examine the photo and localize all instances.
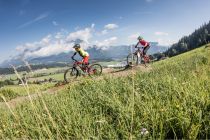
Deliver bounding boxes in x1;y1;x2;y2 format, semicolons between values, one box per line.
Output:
140;128;149;135
176;105;180;108
160;109;165;112
182;82;188;85
95;120;106;123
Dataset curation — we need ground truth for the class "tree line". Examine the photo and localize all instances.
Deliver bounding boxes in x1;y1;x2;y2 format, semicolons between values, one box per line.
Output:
165;20;210;57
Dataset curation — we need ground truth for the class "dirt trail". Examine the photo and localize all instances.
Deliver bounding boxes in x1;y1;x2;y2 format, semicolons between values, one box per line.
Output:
0;65;152;109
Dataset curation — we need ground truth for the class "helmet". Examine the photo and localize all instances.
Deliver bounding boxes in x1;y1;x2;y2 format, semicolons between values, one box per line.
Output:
138;36;143;40
73;44;80;49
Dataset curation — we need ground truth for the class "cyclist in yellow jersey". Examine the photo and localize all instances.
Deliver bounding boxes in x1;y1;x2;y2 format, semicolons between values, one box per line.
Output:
72;44;89;65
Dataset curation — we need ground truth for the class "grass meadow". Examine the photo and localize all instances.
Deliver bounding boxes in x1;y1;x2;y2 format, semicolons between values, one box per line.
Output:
0;45;210;139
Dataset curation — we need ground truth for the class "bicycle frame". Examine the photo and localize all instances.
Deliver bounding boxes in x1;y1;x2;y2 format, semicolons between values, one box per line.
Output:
134;47;143;58
64;56;103;83
127;47;150;66
71;56;89;73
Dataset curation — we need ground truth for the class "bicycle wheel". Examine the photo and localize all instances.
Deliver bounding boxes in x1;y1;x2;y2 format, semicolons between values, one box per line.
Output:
127;53;138;66
88;64;102;77
64;67;79;83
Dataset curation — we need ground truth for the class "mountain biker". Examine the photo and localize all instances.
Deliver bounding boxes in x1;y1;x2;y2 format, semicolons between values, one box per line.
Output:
135;36;150;57
72;44;89;66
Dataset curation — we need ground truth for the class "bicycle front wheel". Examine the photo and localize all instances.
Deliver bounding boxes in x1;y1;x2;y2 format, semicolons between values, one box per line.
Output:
127;53;138;66
88;64;102;77
64;67;79;83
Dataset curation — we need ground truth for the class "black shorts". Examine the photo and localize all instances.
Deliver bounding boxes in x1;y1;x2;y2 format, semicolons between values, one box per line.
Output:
143;45;150;55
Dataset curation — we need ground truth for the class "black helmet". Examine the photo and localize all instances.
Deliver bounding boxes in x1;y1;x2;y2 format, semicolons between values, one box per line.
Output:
138;36;143;40
73;44;80;48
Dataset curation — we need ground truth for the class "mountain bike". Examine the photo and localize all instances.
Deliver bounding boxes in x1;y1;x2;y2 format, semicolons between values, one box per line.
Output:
64;56;103;83
127;47;150;66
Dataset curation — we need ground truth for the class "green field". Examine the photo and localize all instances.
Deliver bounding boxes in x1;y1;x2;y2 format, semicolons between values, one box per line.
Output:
0;84;55;102
0;67;66;101
0;73;20;82
0;45;210;139
0;67;68;82
28;73;64;82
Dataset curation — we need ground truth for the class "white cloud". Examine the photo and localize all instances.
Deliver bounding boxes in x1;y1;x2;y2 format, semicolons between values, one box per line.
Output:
101;30;108;35
74;26;80;30
24;43;73;58
16;43;40;52
52;21;58;26
16;37;74;59
14;23;124;59
155;32;169;36
16;25;95;59
41;34;52;44
91;23;95;28
18;12;50;29
55;32;63;39
128;33;139;40
104;24;119;30
66;28;92;44
98;23;119;36
157;38;175;46
95;37;118;49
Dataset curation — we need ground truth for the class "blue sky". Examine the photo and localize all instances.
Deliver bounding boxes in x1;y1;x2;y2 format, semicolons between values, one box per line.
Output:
0;0;210;62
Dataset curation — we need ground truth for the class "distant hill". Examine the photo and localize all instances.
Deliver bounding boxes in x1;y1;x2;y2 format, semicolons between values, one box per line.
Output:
165;20;210;56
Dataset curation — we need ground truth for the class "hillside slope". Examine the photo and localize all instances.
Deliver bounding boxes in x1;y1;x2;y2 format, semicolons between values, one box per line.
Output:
0;44;210;139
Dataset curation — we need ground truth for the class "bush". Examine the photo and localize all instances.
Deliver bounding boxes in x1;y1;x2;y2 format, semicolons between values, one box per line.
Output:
205;44;210;48
0;80;14;88
0;89;19;102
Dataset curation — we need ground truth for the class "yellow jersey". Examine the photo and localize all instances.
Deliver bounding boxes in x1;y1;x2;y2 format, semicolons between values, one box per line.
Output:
76;48;89;57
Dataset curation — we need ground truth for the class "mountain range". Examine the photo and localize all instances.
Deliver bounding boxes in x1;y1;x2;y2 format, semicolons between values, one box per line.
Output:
0;42;168;68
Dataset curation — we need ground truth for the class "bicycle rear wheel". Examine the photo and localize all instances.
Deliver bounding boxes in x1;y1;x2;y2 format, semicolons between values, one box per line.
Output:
64;67;79;83
127;53;138;66
88;64;102;77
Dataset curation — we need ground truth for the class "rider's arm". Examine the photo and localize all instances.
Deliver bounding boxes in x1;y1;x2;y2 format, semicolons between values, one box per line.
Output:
71;52;83;64
135;42;139;48
71;52;77;59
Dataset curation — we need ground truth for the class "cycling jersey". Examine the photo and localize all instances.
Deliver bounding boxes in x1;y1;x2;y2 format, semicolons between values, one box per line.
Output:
139;40;150;47
76;48;89;58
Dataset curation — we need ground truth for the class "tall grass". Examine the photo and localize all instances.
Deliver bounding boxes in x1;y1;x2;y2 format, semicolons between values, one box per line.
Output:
0;45;210;139
0;84;54;102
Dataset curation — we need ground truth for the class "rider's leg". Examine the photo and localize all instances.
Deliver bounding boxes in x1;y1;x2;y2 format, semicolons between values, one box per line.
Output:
143;46;150;63
143;45;150;56
82;56;89;72
82;56;89;65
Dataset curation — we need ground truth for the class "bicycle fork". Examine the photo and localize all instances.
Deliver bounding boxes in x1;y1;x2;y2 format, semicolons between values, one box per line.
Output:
137;52;141;64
